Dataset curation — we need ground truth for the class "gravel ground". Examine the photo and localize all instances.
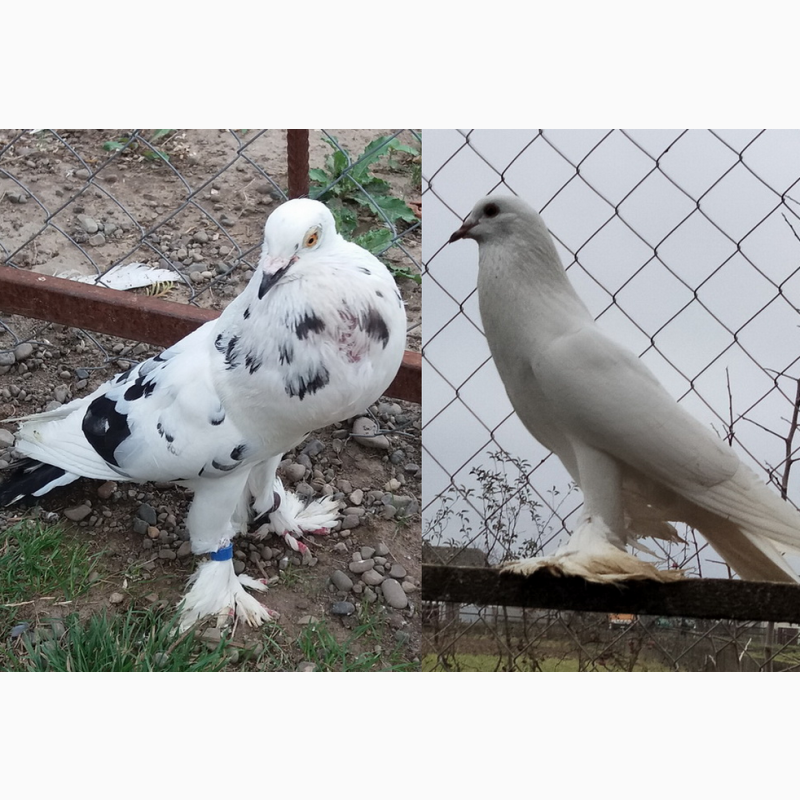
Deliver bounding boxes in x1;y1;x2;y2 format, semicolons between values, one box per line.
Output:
0;129;421;668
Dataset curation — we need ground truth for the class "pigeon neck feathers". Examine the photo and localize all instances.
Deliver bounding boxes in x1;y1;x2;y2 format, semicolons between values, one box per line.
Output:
473;200;595;344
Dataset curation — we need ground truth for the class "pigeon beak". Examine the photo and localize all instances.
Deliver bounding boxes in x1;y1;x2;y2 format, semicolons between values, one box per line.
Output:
260;253;298;275
449;219;477;243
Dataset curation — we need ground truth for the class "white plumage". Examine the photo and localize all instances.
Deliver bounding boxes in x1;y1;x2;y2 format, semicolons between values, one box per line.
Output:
1;198;407;626
450;194;800;584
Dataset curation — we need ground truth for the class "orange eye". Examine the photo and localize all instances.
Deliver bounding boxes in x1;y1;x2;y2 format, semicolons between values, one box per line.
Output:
304;231;319;248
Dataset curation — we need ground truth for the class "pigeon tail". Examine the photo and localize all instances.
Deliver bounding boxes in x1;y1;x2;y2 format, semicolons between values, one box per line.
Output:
0;458;78;506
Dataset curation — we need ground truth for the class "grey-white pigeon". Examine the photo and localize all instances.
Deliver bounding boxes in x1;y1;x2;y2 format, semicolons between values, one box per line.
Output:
1;198;407;626
449;194;800;583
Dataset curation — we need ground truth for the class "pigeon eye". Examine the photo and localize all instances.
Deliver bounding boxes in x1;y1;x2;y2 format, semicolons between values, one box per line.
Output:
484;203;500;218
304;231;319;248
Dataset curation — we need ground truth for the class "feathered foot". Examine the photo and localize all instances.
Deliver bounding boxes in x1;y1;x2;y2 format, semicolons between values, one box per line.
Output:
255;490;340;555
500;551;684;583
179;559;279;631
501;518;684;584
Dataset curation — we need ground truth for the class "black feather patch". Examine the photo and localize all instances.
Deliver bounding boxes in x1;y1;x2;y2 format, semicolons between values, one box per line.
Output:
258;265;290;299
376;290;384;298
244;352;262;374
115;366;134;384
156;422;174;443
0;459;70;506
285;364;330;400
123;373;157;402
82;395;131;467
278;341;294;366
360;307;390;348
215;334;240;370
243;306;251;320
231;444;246;461
210;407;226;426
295;311;325;340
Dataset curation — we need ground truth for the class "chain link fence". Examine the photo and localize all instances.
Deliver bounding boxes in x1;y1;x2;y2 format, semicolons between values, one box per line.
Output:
0;129;421;379
422;128;800;671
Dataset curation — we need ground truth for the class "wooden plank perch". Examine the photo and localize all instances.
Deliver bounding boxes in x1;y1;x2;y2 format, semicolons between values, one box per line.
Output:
422;564;800;624
0;265;420;404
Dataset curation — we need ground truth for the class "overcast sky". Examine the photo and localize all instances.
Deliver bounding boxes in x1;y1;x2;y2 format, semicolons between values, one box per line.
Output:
422;129;800;576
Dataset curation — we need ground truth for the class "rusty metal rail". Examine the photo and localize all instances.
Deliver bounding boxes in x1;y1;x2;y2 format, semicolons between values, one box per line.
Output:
0;265;420;403
422;564;800;624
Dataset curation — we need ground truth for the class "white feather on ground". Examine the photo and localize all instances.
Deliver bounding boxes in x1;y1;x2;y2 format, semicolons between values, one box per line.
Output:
449;194;800;584
1;198;407;626
57;262;178;290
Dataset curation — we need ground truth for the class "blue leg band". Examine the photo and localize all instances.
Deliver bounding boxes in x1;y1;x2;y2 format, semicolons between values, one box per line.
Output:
210;543;234;562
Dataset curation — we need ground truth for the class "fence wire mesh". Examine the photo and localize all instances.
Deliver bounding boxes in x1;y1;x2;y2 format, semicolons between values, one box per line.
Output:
422;128;800;671
0;129;421;378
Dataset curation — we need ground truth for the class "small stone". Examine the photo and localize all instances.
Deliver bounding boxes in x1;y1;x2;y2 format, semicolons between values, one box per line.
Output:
331;601;356;616
0;428;15;448
331;570;354;592
64;504;92;522
360;546;376;560
349;489;364;506
10;622;30;639
13;343;34;361
374;543;390;557
385;478;402;492
77;214;99;233
133;518;148;536
158;549;177;560
137;504;157;525
282;462;306;483
349;559;375;575
177;541;192;558
0;352;15;367
88;232;106;247
298;615;320;625
296;662;317;672
109;592;125;605
147;526;160;540
302;438;325;457
363;587;378;603
362;569;384;586
351;416;390;450
192;230;209;244
381;578;408;609
340;514;360;530
390;564;407;579
96;481;117;500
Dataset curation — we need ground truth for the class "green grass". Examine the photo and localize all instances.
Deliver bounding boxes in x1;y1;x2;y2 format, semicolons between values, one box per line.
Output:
2;608;231;672
422;652;674;672
0;518;415;672
296;603;414;672
0;519;100;603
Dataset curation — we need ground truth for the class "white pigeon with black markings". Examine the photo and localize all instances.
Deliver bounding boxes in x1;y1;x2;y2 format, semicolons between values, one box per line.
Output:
1;198;407;628
449;194;800;584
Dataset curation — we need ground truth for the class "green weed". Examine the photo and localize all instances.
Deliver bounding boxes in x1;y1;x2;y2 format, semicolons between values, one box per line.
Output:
0;519;100;603
310;133;421;282
103;129;175;162
3;608;230;672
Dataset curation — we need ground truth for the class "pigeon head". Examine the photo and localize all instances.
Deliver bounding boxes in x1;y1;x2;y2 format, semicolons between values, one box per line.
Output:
258;198;340;278
449;195;537;244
